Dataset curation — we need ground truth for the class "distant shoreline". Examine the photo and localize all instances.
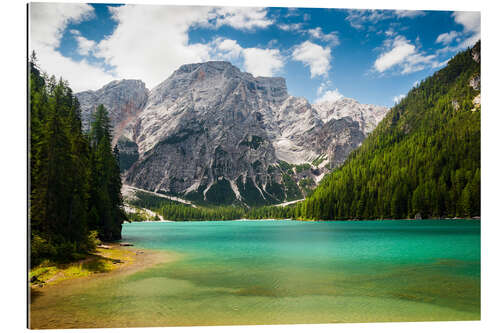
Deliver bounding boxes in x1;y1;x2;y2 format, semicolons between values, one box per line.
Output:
126;217;480;223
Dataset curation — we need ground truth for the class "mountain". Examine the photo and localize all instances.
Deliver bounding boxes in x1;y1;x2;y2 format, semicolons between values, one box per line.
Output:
297;41;481;220
76;79;149;141
76;61;388;206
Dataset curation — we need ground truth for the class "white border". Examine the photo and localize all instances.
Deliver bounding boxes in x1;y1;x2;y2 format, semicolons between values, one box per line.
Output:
2;0;499;332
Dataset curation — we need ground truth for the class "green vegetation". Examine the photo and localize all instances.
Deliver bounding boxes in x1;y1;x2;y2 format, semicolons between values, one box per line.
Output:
295;163;311;173
116;136;139;172
140;201;294;221
29;52;125;267
281;173;303;201
311;155;327;167
205;179;236;205
296;42;481;220
128;191;179;210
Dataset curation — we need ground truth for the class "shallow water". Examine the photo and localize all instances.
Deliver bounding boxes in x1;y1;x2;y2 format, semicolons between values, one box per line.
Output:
30;219;480;328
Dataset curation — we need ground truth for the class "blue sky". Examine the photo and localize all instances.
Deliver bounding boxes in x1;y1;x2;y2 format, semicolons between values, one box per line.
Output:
30;3;480;107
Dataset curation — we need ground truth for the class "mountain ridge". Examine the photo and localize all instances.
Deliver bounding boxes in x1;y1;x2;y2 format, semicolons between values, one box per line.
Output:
76;61;389;206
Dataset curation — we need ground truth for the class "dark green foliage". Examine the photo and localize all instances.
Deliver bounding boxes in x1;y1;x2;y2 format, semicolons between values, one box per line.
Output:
236;176;268;206
295;163;311;173
116;137;139;172
128;191;182;210
299;177;315;197
88;105;126;241
159;204;245;221
205;179;236;205
265;181;285;202
296;42;481;220
281;173;303;201
29;53;124;266
277;160;293;175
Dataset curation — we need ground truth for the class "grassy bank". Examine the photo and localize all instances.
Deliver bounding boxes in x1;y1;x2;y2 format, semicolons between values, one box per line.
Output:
29;243;141;288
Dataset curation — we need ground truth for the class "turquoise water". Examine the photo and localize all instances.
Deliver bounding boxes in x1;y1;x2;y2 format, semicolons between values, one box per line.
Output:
30;220;480;328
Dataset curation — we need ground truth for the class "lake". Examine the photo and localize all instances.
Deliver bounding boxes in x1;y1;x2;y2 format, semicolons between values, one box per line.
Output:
29;219;480;328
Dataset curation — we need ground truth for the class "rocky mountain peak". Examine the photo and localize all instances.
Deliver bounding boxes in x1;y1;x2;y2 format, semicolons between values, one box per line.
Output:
76;79;149;137
77;61;389;206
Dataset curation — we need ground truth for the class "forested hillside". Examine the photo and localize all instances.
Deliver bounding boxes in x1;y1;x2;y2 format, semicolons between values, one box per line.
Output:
29;52;125;266
296;42;481;220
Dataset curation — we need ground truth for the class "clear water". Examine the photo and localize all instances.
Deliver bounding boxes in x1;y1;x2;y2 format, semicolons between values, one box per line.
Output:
30;220;480;328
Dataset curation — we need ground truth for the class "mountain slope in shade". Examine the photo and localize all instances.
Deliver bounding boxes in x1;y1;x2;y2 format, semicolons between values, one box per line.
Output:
76;61;389;206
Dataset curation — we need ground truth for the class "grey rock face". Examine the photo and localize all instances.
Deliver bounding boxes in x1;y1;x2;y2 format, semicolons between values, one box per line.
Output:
313;98;389;135
75;79;149;141
78;61;389;206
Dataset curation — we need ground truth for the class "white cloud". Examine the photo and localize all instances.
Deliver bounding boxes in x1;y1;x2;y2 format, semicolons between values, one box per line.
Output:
436;31;459;45
211;38;284;77
241;48;284;77
212;38;243;59
346;9;392;30
453;11;480;34
307;27;340;47
211;7;273;30
374;36;416;72
374;35;437;74
393;94;405;104
70;30;97;56
346;9;424;30
30;2;95;49
395;10;426;19
315;89;343;103
96;5;215;89
453;11;481;48
277;23;303;31
95;5;277;89
292;41;331;78
385;28;396;37
29;3;116;91
435;12;480;55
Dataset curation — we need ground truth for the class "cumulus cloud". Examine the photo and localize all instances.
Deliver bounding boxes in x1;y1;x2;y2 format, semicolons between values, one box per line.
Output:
315;88;343;103
394;10;426;19
211;7;273;30
95;5;277;89
277;23;303;31
70;30;97;56
241;48;284;77
212;37;243;59
30;4;276;91
96;5;215;89
345;9;392;30
374;35;437;74
452;11;480;48
345;9;424;30
436;31;459;45
292;41;331;78
436;12;480;54
307;27;340;47
29;3;115;91
211;38;284;77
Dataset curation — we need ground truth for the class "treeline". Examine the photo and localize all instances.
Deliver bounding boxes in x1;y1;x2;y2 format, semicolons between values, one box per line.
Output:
29;52;125;266
127;197;296;221
295;42;481;220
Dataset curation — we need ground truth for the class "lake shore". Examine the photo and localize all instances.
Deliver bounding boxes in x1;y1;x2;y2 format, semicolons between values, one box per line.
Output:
29;243;179;316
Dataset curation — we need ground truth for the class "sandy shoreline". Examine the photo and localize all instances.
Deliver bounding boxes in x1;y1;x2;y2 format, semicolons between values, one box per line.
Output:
29;243;179;307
